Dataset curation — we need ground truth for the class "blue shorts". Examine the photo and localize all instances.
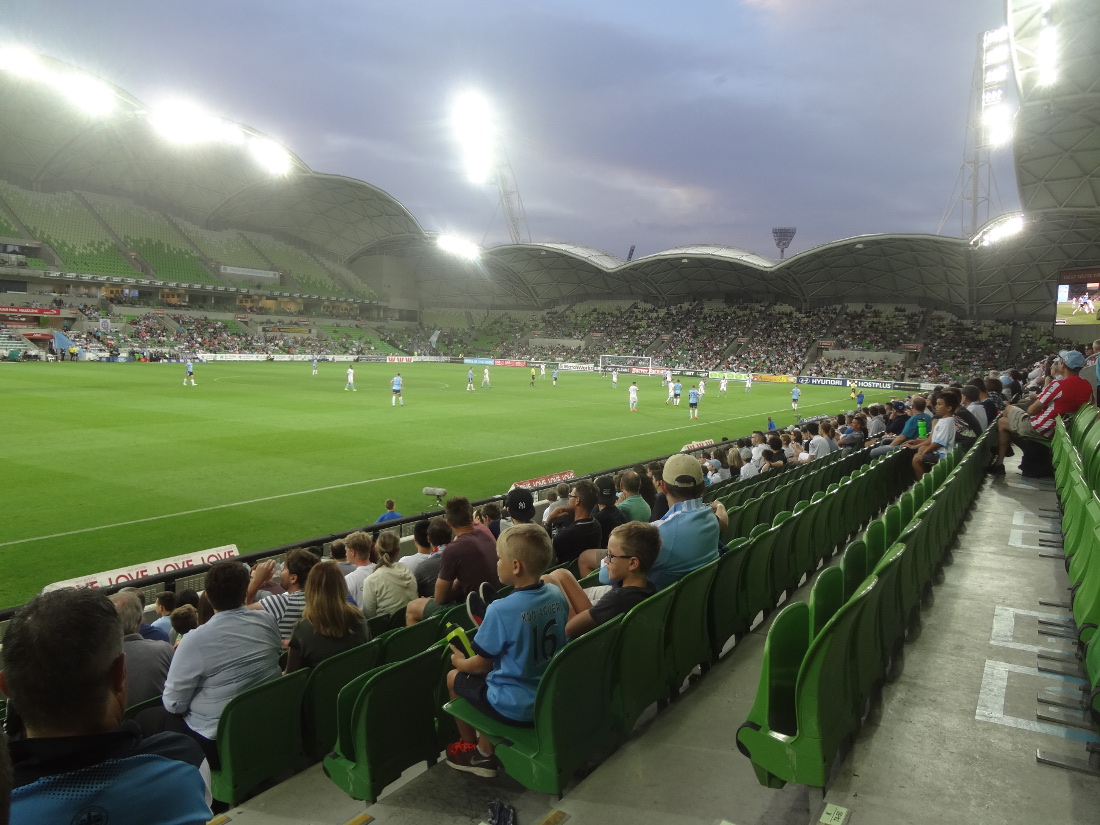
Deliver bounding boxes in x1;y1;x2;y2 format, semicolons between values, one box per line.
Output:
453;672;532;727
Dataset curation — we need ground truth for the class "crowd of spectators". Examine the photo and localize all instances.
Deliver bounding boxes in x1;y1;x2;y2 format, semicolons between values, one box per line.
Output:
832;306;922;350
911;316;1013;383
804;356;904;381
724;306;838;375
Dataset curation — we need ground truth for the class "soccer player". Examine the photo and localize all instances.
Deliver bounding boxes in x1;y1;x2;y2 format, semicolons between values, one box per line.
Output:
665;381;675;405
312;356;318;376
540;364;546;379
392;372;405;406
482;367;491;388
467;368;475;392
345;366;356;391
628;381;639;411
791;385;801;412
183;358;196;386
612;369;618;388
552;368;559;386
687;384;700;419
530;367;537;386
673;380;682;406
664;369;672;386
698;378;706;396
744;374;752;393
719;377;728;397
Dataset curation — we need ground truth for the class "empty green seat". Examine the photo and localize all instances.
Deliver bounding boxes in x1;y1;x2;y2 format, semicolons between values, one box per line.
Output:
301;639;383;761
808;566;845;639
708;539;752;661
379;613;444;664
613;586;676;730
665;561;719;696
211;671;310;805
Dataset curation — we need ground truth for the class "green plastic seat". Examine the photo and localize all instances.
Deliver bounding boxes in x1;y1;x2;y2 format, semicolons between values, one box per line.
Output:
301;639;383;761
211;670;309;805
123;694;163;721
864;518;887;569
708;538;752;660
444;616;622;795
808;566;845;639
883;503;904;546
664;560;719;695
613;586;676;730
840;539;869;600
735;576;879;789
324;645;446;802
379;612;444;664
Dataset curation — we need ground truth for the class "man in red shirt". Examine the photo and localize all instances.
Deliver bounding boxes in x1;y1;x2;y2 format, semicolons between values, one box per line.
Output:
990;350;1093;475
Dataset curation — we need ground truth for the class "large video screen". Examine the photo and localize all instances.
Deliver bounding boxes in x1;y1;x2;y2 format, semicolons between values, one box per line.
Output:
1056;268;1100;327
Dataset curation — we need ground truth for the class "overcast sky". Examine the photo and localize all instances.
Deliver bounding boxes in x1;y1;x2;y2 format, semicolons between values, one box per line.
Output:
4;0;1017;260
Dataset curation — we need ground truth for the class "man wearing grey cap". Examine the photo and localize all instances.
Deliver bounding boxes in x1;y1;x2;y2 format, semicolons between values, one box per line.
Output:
990;349;1093;475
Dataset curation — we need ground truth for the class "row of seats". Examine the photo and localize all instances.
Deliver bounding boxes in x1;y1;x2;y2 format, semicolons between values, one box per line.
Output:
735;424;994;789
1049;406;1100;730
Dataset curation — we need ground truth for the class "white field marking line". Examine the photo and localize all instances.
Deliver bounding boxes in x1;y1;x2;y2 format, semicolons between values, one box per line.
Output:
1;400;836;547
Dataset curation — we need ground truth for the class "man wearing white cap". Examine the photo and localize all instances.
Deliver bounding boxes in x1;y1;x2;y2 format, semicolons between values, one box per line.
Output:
990;349;1093;475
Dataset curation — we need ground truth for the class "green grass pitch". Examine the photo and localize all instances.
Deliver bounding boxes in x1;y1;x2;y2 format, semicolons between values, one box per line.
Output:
0;362;869;609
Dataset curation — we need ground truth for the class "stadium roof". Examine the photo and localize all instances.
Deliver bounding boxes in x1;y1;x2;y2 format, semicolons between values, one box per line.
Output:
1;20;1098;320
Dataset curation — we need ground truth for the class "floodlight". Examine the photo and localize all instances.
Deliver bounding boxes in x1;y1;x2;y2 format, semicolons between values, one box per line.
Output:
249;137;292;175
0;46;45;78
974;214;1025;246
1037;26;1058;86
437;234;480;260
150;102;226;144
53;73;115;116
453;90;496;184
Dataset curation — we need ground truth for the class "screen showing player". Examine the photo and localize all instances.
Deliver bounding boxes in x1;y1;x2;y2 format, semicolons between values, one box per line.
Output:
1055;281;1100;327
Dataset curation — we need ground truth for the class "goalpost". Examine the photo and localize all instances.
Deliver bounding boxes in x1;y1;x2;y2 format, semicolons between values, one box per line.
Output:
598;354;653;373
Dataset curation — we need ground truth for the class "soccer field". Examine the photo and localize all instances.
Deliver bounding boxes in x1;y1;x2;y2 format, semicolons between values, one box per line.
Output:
1;361;865;609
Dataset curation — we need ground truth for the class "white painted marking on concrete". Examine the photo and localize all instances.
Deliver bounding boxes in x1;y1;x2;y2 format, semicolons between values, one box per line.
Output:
1008;529;1057;552
1011;510;1057;529
990;606;1072;653
975;660;1098;743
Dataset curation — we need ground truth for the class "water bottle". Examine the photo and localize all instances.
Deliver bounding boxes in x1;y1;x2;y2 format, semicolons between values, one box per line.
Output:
917;419;928;438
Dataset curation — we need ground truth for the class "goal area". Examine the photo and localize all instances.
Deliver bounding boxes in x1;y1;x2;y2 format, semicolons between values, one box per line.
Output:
598;354;652;372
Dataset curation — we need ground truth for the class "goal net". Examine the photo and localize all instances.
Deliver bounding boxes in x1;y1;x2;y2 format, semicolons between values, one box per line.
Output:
598;354;653;373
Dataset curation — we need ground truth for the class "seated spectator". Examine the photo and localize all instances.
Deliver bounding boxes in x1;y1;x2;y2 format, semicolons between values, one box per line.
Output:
176;589;200;611
479;502;504;538
2;589;212;824
403;519;440;595
149;559;283;766
118;587;169;643
866;405;887;438
197;593;215;626
444;523;568;777
839;415;868;450
632;463;659;512
870;396;933;458
406;497;501;625
170;605;199;646
110;592;174;706
245;548;321;641
618;454;726;591
329;538;356;576
647;461;669;520
503;487;538;527
908;389;961;480
617;470;652;522
376;499;402;523
342;531;377;608
360;533;419;618
591;475;628;552
961;384;988;430
552;480;602;568
285;563;369;672
543;521;660;639
541;483;570;525
151;591;176;638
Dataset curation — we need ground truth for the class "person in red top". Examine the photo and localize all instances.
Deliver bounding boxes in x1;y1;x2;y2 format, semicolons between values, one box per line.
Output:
990;349;1094;475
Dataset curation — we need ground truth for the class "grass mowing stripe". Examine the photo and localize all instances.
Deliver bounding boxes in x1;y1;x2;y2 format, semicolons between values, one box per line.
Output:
0;399;840;548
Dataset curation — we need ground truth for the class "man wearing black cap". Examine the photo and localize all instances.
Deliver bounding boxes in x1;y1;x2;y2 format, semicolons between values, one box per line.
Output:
497;487;541;531
592;475;627;549
990;349;1093;474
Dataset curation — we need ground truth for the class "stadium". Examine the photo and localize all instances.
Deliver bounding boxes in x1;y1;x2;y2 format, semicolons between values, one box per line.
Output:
2;1;1100;824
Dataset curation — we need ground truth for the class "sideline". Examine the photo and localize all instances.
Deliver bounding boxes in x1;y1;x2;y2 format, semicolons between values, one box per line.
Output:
1;402;835;548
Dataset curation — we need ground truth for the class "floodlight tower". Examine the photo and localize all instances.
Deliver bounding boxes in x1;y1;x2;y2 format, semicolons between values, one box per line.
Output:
938;27;1013;238
772;227;796;259
453;91;531;245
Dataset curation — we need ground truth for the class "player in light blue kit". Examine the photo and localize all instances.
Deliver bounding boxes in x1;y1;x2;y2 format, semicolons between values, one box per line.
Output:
687;385;700;419
392;373;405;406
312;356;318;376
182;358;196;386
467;369;475;392
552;368;559;386
791;385;801;414
673;380;682;406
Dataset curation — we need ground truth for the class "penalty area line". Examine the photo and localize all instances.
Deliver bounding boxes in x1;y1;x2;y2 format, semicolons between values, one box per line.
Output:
0;401;836;548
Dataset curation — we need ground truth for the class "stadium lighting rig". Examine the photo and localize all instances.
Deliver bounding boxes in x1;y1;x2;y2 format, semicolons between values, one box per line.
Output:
981;27;1014;147
972;213;1025;247
436;234;481;260
0;47;294;176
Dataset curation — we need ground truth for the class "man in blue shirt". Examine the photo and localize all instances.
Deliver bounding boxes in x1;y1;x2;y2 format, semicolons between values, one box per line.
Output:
377;498;403;522
392;372;405;406
647;453;727;590
687;385;700;419
870;395;933;458
791;386;801;412
552;368;559;386
183;358;196;386
4;589;212;824
673;380;683;405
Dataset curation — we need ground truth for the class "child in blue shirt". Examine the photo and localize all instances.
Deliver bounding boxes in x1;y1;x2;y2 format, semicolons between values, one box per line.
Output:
445;523;568;777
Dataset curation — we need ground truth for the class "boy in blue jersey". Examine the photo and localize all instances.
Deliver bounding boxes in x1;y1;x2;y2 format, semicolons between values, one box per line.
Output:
391;373;405;406
855;389;865;411
687;385;700;419
445;523;568;777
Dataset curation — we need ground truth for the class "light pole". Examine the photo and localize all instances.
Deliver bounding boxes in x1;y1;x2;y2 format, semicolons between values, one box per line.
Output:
772;227;796;260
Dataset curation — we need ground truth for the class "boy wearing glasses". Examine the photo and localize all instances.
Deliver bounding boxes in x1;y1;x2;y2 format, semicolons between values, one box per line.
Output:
541;521;659;639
